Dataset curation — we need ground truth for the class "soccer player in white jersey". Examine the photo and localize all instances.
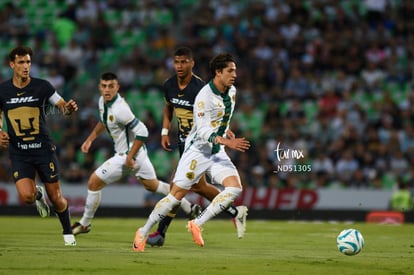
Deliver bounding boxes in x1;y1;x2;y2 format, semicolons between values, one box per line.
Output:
133;53;250;251
71;72;198;235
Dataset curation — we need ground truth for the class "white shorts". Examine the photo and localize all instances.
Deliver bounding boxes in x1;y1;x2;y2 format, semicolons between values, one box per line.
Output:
95;150;157;184
173;149;239;190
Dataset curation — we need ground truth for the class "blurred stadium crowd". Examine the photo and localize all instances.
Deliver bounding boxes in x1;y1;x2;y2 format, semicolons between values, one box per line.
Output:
1;0;414;191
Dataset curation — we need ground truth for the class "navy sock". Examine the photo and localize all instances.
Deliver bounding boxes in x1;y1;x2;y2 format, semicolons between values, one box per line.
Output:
56;206;72;235
157;216;173;237
225;205;238;218
35;190;42;200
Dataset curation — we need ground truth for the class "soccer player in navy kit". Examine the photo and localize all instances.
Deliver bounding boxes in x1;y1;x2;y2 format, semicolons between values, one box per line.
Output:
145;48;248;248
0;46;78;246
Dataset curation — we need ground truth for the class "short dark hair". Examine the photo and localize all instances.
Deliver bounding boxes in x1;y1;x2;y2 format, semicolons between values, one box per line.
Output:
100;72;118;81
209;53;235;77
174;47;193;59
9;46;33;62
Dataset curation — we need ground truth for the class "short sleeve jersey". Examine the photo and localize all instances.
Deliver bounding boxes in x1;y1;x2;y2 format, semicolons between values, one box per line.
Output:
0;78;56;157
163;74;205;143
98;94;148;155
185;81;237;155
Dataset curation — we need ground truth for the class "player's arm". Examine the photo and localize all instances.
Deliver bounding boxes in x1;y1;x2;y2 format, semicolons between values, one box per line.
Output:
125;118;149;169
0;109;9;149
194;92;250;152
49;92;78;115
161;102;174;151
214;133;250;152
81;122;106;153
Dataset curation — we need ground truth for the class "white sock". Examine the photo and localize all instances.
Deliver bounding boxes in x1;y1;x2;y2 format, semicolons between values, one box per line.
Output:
155;180;191;214
140;193;181;234
155;180;170;195
79;190;101;226
180;198;192;214
194;187;241;226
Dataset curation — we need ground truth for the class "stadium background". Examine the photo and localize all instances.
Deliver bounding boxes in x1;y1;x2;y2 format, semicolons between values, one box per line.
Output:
0;0;413;220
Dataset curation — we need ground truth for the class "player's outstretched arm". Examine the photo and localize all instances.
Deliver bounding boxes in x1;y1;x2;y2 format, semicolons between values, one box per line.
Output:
56;99;78;116
81;122;106;153
215;135;250;152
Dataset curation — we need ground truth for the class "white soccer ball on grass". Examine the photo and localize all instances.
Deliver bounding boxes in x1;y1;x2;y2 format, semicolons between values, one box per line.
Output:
336;228;364;256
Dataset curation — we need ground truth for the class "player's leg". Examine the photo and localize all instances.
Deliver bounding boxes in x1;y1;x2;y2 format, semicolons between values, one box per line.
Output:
72;155;122;235
146;181;201;247
188;153;243;246
187;174;248;238
133;183;191;251
133;150;207;251
12;159;49;216
191;175;240;218
15;177;49;214
140;178;198;217
72;172;106;235
44;180;76;246
136;152;199;217
37;155;76;246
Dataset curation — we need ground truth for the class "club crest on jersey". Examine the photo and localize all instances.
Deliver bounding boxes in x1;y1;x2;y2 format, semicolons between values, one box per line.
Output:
109;115;114;122
6;96;39;104
197;101;204;110
186;172;195;180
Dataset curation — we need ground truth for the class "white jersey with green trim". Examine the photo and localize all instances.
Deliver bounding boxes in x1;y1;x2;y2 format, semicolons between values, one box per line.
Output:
98;94;148;155
185;82;236;154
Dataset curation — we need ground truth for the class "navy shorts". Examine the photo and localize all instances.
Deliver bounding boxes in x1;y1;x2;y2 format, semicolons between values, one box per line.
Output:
10;153;60;183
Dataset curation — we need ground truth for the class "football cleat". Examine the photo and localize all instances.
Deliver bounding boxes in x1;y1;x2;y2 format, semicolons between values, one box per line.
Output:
187;220;204;247
71;222;91;236
146;231;165;247
189;204;202;220
63;234;77;246
233;206;248;239
35;185;50;218
133;228;148;252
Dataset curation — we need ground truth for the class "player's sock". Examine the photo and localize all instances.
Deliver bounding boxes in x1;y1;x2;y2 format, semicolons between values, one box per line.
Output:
225;205;238;218
156;180;170;195
155;180;191;215
156;206;179;236
56;205;72;234
195;187;241;226
157;216;173;237
35;189;42;200
180;198;192;214
141;194;180;234
79;190;101;226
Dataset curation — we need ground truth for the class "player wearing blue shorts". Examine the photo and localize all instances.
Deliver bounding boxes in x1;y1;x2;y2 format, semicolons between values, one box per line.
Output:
0;46;78;246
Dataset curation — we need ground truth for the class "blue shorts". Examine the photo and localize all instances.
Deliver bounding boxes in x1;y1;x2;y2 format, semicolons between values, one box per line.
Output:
10;153;60;183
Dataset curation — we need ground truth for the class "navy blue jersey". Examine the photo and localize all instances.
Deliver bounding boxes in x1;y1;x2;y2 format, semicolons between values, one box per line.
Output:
163;74;205;143
0;77;56;157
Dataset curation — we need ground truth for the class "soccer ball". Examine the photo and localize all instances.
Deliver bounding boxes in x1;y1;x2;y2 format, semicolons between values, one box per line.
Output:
336;228;364;256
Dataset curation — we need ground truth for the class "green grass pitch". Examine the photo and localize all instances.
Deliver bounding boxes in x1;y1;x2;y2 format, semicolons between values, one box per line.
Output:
0;216;413;274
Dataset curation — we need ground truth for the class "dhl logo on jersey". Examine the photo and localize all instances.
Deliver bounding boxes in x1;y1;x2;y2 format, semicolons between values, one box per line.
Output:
6;96;39;104
171;98;192;107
